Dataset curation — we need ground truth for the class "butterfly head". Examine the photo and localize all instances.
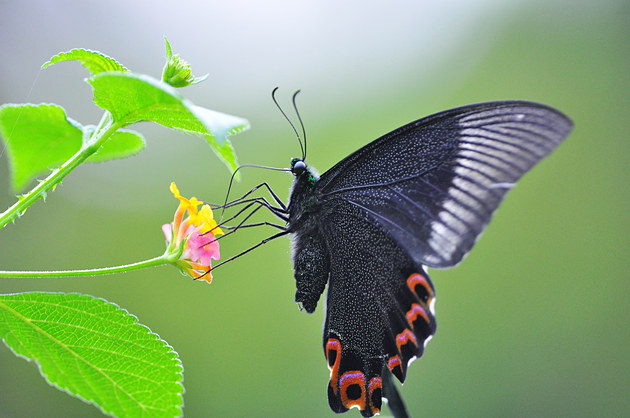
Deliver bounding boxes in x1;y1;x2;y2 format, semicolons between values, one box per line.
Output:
290;158;307;176
289;157;319;193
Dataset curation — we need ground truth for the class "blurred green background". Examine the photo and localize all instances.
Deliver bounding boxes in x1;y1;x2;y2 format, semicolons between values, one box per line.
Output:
1;0;628;417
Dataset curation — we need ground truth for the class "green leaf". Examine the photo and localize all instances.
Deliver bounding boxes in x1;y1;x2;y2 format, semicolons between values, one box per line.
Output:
203;127;240;174
0;104;83;191
42;49;128;74
0;104;146;192
164;37;174;61
87;72;248;176
0;292;183;417
86;129;145;163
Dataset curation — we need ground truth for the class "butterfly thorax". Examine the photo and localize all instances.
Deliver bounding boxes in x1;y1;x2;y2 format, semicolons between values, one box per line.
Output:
287;158;321;233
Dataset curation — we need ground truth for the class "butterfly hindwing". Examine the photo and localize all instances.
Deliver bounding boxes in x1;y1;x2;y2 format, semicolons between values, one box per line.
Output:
316;101;572;268
318;202;436;416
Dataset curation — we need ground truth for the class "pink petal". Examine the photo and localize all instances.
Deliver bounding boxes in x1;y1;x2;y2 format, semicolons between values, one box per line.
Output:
187;230;220;266
162;224;173;243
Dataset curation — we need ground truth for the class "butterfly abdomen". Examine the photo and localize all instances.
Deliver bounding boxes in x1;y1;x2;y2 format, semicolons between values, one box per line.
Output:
291;230;330;313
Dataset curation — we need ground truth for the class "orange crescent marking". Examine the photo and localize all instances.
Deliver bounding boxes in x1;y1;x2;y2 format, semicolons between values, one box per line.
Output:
396;328;418;354
387;355;402;372
368;376;382;414
406;303;430;328
407;273;434;303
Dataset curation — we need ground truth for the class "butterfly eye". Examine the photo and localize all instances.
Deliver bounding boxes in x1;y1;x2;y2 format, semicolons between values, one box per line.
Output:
292;160;307;176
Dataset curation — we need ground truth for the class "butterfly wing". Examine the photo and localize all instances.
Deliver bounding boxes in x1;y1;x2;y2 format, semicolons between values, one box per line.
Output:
290;101;571;415
316;101;573;268
319;200;436;417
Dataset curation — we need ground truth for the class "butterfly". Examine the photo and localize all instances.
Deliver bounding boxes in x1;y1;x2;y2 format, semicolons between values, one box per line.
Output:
216;98;572;417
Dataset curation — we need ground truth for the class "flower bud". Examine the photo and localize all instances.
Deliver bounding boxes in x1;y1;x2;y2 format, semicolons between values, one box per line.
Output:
161;37;208;88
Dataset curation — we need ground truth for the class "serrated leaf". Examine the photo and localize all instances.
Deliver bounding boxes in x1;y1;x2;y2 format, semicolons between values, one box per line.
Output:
189;104;249;142
42;49;128;74
86;129;145;163
87;72;248;176
0;292;183;417
0;104;83;191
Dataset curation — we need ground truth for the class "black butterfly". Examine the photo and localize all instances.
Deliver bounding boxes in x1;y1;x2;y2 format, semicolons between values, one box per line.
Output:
215;99;572;417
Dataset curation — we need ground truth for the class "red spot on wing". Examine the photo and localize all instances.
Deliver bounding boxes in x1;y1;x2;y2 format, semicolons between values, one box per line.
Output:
407;273;434;304
339;371;366;411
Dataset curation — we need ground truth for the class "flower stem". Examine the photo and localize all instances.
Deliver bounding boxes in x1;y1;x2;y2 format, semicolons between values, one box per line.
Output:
0;254;169;278
0;111;122;229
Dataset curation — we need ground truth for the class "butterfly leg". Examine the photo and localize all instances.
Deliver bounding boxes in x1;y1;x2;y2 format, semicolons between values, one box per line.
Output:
215;197;289;225
211;230;290;270
208;200;288;248
202;187;293;271
241;182;288;211
210;182;288;212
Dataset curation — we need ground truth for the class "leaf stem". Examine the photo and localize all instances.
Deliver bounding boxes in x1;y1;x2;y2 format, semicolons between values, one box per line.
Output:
0;112;122;229
0;254;169;278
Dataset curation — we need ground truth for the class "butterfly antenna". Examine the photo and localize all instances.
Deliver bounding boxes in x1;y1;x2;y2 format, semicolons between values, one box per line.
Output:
292;90;307;161
272;87;305;161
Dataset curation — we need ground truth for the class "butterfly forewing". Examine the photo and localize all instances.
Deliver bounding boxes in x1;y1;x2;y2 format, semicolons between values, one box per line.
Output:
316;101;572;268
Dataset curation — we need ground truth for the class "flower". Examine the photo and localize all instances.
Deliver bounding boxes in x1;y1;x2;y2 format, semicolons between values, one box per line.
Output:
163;182;223;283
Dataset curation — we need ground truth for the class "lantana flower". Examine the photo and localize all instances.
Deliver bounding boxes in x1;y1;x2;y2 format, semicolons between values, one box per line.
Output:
162;182;222;283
